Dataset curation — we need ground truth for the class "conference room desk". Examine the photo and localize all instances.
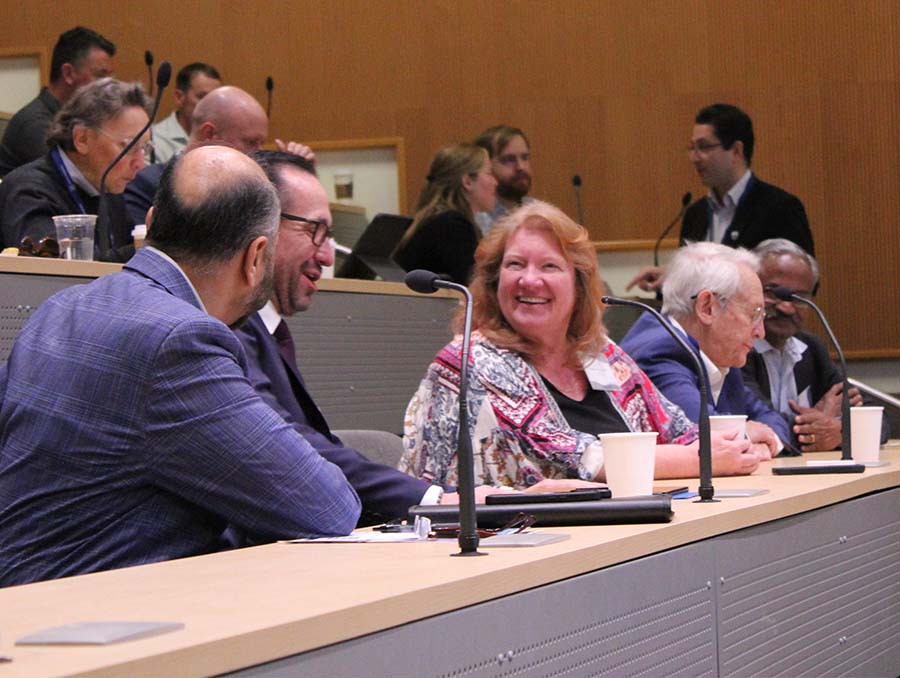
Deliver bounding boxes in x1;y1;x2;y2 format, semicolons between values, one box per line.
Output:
0;449;898;677
0;256;457;432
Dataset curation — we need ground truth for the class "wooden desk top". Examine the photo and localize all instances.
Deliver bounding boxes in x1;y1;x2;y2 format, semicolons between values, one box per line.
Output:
0;256;454;299
1;446;898;678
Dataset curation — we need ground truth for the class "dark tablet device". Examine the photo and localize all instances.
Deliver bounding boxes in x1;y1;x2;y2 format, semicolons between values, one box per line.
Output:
485;487;611;505
772;464;865;475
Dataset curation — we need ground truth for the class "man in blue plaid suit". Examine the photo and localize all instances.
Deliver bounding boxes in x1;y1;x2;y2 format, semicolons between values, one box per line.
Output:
0;146;360;587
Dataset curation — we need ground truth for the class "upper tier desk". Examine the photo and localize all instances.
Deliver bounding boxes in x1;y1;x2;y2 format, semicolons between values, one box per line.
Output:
0;257;457;433
0;449;898;677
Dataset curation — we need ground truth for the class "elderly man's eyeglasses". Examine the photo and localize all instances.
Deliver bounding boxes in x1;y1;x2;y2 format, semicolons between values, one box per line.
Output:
280;213;333;247
691;291;765;325
686;141;723;155
95;128;154;158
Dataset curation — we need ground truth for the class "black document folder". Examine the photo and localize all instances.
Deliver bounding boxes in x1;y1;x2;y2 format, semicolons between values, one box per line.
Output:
408;495;673;529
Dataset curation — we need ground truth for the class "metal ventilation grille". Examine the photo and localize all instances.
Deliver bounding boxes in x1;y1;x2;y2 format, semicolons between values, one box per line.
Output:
717;490;900;677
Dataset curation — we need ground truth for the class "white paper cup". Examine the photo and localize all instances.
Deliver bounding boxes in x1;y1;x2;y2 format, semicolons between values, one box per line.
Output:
131;224;147;250
709;414;748;438
599;431;658;497
52;214;96;261
850;406;884;462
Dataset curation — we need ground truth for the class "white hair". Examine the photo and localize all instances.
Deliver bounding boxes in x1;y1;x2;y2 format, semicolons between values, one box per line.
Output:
752;238;819;288
661;242;760;319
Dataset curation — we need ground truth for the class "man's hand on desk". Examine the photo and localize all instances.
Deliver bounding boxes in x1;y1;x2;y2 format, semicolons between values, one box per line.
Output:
790;405;841;452
440;479;606;504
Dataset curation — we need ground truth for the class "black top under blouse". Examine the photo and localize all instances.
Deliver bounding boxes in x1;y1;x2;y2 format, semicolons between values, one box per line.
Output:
392;209;479;285
542;378;630;436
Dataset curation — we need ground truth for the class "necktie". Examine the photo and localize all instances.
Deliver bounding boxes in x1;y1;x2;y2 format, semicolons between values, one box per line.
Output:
273;319;298;372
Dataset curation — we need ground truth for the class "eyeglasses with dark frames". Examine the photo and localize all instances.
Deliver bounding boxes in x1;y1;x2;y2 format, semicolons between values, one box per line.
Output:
280;213;334;247
763;284;813;302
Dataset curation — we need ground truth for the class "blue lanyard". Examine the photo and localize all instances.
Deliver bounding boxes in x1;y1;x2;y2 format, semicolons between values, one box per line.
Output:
49;147;88;215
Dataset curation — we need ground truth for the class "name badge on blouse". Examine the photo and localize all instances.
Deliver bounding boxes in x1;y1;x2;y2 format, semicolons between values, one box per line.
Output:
583;356;619;392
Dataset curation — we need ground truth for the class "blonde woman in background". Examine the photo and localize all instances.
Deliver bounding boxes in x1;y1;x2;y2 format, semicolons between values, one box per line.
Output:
393;143;496;284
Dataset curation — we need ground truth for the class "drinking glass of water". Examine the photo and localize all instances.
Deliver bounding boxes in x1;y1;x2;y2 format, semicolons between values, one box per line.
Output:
52;214;96;261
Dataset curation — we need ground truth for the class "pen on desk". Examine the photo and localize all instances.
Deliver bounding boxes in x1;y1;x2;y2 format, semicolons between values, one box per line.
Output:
374;524;414;533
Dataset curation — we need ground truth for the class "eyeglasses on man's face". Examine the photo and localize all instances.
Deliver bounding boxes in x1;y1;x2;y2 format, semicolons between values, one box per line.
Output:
691;291;765;325
95;127;154;158
280;213;334;247
685;141;723;155
763;284;814;303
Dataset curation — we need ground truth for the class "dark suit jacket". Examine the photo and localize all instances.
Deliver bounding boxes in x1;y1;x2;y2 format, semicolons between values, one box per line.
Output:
235;313;432;525
680;175;815;256
0;151;135;261
393;209;479;284
620;312;798;454
742;331;890;444
0;88;60;176
124;162;165;226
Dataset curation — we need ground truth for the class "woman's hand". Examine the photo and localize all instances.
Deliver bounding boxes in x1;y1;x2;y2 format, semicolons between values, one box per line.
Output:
710;429;760;476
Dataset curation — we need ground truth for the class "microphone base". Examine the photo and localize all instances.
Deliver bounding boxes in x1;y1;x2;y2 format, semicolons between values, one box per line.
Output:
451;549;487;558
693;497;720;504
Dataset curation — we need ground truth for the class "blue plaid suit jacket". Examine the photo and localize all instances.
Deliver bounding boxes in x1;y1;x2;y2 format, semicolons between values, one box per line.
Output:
0;248;360;586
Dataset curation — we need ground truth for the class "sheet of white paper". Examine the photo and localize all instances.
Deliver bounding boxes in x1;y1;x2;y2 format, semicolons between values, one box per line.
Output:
281;532;424;544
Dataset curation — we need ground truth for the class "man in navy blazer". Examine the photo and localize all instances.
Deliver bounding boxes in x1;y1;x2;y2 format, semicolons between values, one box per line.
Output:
236;152;595;524
621;242;796;457
627;104;814;294
0;147;360;587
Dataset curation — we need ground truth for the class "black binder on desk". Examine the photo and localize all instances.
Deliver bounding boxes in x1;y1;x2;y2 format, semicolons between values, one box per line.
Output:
408;496;673;529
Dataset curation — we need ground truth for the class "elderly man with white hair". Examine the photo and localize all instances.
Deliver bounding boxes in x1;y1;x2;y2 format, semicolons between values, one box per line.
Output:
621;241;796;457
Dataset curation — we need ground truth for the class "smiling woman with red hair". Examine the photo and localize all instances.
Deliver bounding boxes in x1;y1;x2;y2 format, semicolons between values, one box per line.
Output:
399;200;762;489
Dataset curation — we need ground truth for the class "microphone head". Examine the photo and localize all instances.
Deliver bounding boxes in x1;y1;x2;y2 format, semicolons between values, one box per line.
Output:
144;50;154;67
405;269;441;294
266;76;274;92
681;191;692;207
770;286;799;302
156;61;172;89
572;174;582;187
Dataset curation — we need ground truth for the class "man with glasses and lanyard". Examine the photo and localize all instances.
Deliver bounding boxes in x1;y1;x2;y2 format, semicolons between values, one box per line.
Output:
622;241;798;457
0;78;149;260
627;103;814;294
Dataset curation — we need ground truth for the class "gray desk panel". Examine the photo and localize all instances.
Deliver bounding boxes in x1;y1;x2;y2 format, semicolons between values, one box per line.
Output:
0;273;92;360
0;271;456;433
286;292;455;432
716;488;900;677
233;539;718;677
234;489;900;677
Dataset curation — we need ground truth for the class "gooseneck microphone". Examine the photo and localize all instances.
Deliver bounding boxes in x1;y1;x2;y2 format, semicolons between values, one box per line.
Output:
265;76;274;118
144;51;154;95
405;269;484;556
653;192;692;267
96;61;172;261
602;295;716;502
572;175;584;225
771;286;852;460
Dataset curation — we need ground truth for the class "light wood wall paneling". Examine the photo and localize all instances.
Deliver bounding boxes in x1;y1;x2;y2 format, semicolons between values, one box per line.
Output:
1;0;898;355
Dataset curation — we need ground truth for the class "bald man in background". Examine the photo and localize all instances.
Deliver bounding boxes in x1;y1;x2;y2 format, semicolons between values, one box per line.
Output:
124;85;314;225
